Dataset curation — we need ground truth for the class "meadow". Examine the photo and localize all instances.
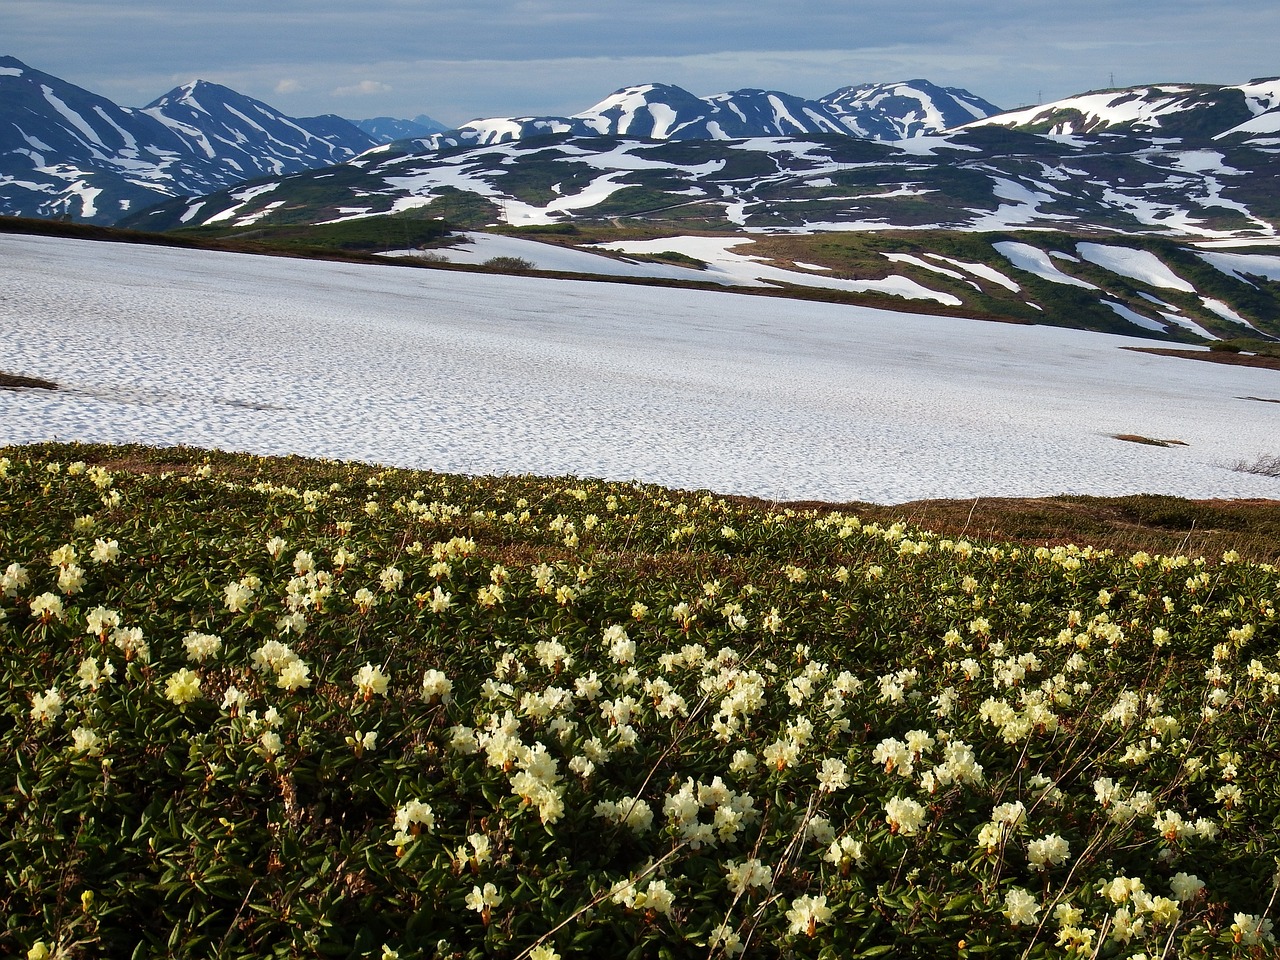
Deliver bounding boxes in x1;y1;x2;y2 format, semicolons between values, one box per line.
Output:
2;442;1277;959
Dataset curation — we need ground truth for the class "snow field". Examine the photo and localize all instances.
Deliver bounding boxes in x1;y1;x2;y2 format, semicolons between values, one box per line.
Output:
2;233;1279;504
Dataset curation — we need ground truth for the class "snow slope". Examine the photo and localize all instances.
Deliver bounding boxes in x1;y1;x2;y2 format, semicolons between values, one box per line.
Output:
2;235;1278;503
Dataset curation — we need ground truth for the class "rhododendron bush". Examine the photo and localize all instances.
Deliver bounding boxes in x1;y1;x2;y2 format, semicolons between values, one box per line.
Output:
1;443;1277;959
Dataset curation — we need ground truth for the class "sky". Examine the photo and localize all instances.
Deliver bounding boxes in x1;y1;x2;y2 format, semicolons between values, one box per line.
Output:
10;1;1280;126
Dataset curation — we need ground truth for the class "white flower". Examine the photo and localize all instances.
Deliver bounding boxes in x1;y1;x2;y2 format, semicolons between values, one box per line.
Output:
632;879;674;915
786;894;831;936
30;687;63;723
1;562;30;597
421;669;453;703
354;663;390;699
224;580;255;612
724;858;773;895
76;656;114;691
70;726;103;755
884;796;926;836
30;592;65;623
1170;872;1204;902
1231;913;1274;946
1027;833;1070;870
817;757;849;792
603;624;635;664
183;631;223;662
90;538;120;564
465;882;503;915
1003;887;1040;925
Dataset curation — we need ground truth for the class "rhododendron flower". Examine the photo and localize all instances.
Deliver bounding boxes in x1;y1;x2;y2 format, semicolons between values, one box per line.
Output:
421;669;453;703
708;924;743;957
85;606;120;639
1;561;30;596
30;686;63;723
30;592;65;623
1003;887;1040;925
354;663;389;699
165;668;202;705
632;880;674;915
57;563;85;595
1028;833;1070;870
817;757;849;792
70;726;102;755
724;858;773;895
182;631;222;662
277;660;312;691
346;730;377;754
825;835;866;869
392;800;435;841
465;882;503;922
49;543;77;568
224;580;254;613
90;538;119;564
1231;913;1274;946
786;894;831;936
222;685;247;713
884;796;926;835
1170;872;1204;902
76;656;114;691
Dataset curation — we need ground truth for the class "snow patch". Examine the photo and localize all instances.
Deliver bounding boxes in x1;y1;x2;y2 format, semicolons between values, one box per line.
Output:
1076;243;1195;291
1197;251;1280;283
1102;301;1166;333
1200;297;1259;331
993;242;1098;288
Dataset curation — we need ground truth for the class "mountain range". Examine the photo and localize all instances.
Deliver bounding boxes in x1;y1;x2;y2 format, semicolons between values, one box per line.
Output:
129;77;1280;242
4;56;1279;344
0;56;380;223
417;80;1000;148
0;56;1003;224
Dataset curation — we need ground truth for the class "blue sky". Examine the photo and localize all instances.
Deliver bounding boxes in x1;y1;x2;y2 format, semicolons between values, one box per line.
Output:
11;0;1279;124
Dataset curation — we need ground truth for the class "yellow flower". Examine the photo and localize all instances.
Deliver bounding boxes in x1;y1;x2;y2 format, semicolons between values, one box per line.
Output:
164;669;202;706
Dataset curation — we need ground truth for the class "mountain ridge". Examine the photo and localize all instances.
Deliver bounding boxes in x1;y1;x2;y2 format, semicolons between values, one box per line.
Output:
414;79;1003;149
0;56;376;223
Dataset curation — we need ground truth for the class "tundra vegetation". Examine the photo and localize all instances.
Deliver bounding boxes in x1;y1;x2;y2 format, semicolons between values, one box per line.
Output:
1;443;1278;959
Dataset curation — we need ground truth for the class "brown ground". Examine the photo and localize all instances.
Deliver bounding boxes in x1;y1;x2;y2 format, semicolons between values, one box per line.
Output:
1123;346;1280;373
0;372;57;390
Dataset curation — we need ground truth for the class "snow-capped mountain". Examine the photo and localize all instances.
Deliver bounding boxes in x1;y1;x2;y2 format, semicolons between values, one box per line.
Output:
418;80;1002;149
964;78;1280;141
354;114;449;143
0;56;376;223
820;80;1000;139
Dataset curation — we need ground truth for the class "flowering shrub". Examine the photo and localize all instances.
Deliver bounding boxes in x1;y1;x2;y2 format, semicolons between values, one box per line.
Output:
1;443;1278;958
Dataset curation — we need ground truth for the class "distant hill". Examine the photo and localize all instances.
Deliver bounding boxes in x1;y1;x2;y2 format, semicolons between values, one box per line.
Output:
353;114;450;143
415;79;1002;148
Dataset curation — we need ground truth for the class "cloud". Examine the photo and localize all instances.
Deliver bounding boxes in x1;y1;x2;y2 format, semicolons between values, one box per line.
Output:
332;79;391;97
274;78;304;95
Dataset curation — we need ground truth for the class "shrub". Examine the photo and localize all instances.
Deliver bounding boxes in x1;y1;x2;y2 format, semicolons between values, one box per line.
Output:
482;255;536;272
